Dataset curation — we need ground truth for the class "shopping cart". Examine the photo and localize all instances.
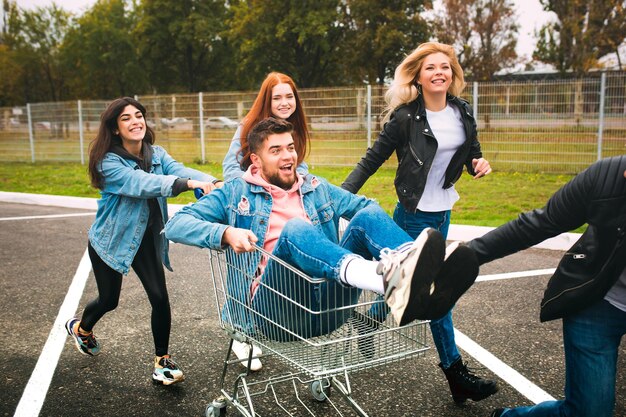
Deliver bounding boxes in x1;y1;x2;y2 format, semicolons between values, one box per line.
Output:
204;243;430;417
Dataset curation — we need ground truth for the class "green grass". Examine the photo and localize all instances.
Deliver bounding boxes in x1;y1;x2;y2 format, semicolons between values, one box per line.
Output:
0;161;580;231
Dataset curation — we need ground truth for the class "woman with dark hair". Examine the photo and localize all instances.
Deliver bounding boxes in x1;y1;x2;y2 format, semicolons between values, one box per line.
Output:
66;97;220;385
343;42;497;404
222;72;311;180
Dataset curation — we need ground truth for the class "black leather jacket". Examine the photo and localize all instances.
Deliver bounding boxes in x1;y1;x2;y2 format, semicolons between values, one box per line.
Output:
469;156;626;322
342;94;483;212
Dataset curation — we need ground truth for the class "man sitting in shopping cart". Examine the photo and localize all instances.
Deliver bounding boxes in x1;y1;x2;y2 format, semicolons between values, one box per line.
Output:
165;117;478;344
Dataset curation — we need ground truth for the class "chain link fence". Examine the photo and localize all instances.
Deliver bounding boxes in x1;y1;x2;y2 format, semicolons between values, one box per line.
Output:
1;72;624;174
470;72;626;172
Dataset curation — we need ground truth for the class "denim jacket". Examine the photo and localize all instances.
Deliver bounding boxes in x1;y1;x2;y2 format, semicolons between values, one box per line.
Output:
165;173;374;252
222;126;309;181
88;145;216;274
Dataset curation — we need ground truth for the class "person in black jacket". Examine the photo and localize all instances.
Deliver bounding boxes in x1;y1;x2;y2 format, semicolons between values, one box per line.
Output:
471;155;626;417
342;41;497;404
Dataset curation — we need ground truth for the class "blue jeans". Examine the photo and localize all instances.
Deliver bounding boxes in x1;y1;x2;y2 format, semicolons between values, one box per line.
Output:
251;205;413;340
391;202;460;369
502;299;626;417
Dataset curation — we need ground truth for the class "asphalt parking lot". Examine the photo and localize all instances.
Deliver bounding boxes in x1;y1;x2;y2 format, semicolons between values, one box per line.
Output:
1;194;624;417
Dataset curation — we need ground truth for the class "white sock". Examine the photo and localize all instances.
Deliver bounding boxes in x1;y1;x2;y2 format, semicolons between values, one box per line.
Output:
341;256;384;294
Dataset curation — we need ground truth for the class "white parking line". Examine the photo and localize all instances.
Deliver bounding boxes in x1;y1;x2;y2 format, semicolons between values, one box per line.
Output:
0;213;95;221
477;268;556;282
455;329;556;404
458;267;558;405
14;249;91;417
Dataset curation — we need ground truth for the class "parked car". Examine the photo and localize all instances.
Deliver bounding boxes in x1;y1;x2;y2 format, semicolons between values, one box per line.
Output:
161;117;189;127
204;116;238;129
35;121;51;130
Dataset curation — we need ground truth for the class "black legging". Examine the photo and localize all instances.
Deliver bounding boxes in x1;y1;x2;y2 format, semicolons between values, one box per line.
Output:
83;231;171;356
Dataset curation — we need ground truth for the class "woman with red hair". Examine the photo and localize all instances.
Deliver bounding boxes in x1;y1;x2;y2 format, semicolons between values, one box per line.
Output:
222;72;311;370
223;72;311;180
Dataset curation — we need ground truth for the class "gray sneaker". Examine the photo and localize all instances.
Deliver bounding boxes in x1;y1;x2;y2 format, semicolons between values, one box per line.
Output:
378;228;445;326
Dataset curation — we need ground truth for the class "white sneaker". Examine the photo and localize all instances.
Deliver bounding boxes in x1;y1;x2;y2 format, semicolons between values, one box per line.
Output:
232;340;263;371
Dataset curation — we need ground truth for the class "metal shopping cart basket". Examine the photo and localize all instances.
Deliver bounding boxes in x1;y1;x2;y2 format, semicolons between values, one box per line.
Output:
205;243;430;417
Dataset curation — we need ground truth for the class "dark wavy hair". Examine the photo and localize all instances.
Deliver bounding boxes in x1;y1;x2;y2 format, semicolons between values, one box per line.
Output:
247;117;294;154
88;97;155;189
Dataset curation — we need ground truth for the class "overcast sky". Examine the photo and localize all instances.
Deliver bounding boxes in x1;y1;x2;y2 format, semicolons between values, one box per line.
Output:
16;0;555;60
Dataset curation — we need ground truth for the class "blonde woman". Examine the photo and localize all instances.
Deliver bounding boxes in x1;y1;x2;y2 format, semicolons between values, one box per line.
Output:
343;42;496;404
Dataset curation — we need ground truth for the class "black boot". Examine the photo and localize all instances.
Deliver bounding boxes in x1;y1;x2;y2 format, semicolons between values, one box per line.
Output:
439;357;499;404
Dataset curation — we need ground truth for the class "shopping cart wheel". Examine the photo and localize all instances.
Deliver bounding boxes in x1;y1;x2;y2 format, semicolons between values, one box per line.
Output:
310;379;331;402
205;397;227;417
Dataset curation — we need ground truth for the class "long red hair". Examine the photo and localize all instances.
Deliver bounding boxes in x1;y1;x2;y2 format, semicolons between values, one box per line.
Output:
239;72;310;170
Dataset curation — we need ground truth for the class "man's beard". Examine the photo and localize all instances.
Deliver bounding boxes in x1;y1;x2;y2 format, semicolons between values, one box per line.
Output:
266;170;296;190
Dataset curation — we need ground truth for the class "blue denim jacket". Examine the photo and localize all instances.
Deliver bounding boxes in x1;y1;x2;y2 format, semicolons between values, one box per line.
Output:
165;173;374;253
88;145;216;274
222;126;309;181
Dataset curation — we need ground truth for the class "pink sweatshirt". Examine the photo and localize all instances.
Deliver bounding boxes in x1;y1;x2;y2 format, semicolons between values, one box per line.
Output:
242;166;310;297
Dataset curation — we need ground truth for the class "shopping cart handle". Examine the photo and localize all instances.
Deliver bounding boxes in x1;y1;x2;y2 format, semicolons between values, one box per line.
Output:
193;188;204;199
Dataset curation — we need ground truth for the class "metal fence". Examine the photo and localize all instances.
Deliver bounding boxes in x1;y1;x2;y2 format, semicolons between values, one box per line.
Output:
1;72;624;174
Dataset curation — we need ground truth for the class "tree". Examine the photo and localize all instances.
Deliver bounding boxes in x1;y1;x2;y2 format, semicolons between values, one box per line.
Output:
2;2;72;103
342;0;433;85
534;0;626;74
0;43;21;106
2;0;10;37
135;0;233;93
434;0;519;80
0;1;20;106
227;0;347;88
60;0;147;99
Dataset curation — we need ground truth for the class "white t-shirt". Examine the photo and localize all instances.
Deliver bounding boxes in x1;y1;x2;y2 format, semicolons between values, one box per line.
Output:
604;265;626;312
417;104;466;212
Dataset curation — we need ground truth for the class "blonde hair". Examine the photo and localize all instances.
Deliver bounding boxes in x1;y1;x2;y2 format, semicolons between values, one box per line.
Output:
383;42;465;122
